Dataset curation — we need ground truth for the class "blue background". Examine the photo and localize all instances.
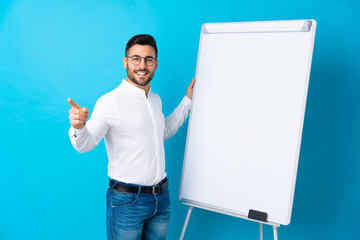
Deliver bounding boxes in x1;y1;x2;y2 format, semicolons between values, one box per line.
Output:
1;0;359;239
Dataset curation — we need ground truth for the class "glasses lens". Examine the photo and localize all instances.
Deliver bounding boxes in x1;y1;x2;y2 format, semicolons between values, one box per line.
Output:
131;57;141;65
145;58;155;66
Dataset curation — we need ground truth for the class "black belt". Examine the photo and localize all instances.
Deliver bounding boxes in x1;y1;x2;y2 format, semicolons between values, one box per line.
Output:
109;178;168;194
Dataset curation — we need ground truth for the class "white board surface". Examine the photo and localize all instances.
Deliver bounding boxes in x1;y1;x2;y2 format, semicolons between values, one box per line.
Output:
179;20;316;226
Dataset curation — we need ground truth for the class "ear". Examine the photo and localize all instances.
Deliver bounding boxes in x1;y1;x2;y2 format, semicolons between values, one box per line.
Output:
123;57;127;69
154;59;158;71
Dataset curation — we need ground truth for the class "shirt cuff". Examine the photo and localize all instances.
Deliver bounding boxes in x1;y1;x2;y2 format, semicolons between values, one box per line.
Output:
181;95;193;108
69;125;87;138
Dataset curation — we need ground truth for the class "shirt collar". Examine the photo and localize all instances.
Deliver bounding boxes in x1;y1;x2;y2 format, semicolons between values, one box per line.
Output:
120;78;152;98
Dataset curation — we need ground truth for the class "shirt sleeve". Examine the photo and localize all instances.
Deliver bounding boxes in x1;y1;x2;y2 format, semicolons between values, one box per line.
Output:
164;96;192;141
69;95;118;153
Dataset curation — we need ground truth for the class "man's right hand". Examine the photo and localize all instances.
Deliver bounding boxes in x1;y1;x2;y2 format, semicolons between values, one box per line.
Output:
68;98;89;129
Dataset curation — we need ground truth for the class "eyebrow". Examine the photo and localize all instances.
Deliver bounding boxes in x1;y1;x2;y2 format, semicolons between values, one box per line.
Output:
130;54;156;59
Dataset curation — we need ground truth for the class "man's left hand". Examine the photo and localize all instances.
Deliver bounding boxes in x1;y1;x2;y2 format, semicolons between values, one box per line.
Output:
186;78;195;100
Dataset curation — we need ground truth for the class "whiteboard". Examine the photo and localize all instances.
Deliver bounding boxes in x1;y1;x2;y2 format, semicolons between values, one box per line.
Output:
179;20;316;226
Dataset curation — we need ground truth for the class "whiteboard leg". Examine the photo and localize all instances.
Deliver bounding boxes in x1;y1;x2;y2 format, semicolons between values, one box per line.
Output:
260;223;263;240
180;206;194;240
273;225;278;240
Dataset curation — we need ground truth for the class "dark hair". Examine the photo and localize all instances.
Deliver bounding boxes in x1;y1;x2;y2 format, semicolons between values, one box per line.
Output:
125;34;158;58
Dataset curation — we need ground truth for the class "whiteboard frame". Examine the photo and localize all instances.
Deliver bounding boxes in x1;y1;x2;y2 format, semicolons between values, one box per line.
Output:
179;19;317;226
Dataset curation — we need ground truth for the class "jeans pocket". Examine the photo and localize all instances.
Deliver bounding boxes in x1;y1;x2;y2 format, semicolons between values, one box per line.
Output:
111;190;138;208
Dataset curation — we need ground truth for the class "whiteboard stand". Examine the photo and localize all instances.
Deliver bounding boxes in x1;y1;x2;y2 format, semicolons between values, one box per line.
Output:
273;225;279;240
180;206;193;240
179;203;280;240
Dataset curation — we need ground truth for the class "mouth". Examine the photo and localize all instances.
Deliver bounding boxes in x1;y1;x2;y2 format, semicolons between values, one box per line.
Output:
135;70;149;77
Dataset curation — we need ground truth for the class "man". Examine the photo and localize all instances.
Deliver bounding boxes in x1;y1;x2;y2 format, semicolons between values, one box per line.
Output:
68;34;194;240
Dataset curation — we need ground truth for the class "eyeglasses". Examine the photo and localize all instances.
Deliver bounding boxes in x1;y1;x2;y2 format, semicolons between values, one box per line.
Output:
126;55;157;66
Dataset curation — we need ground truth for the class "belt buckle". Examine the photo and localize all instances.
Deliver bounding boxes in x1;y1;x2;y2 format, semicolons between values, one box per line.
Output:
152;184;161;194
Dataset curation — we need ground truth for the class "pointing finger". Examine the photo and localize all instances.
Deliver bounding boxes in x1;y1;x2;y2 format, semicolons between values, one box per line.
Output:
68;98;81;109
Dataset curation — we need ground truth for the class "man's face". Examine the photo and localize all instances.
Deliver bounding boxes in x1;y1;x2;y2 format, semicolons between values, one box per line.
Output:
123;44;158;87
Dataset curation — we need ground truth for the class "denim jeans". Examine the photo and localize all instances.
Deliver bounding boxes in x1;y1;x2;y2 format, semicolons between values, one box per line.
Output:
106;180;170;240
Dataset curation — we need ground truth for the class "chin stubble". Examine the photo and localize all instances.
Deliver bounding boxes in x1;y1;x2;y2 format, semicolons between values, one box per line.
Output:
127;66;154;86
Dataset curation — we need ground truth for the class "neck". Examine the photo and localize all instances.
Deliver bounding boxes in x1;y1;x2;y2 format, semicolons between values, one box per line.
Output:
126;78;150;97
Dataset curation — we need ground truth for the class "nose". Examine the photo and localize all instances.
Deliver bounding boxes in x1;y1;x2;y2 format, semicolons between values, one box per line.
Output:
139;58;147;68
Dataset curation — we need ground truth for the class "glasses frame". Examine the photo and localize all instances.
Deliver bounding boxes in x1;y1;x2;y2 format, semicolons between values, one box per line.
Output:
126;55;157;66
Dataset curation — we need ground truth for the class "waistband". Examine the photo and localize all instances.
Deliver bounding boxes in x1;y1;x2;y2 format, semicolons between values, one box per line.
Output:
109;178;168;194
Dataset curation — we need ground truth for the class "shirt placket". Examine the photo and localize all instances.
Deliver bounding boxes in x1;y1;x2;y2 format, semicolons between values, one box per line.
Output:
146;98;161;182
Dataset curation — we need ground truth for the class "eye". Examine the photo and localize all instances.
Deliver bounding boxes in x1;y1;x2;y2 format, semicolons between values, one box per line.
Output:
145;58;154;64
132;57;140;62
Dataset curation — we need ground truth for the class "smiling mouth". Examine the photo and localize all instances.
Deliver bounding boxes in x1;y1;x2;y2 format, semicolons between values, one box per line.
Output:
135;70;149;76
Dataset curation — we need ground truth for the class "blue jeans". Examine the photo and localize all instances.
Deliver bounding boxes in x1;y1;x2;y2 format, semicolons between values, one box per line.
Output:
106;180;170;240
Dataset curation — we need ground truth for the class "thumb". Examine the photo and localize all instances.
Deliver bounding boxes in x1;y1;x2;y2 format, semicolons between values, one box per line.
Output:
82;107;89;113
68;98;81;109
190;78;195;88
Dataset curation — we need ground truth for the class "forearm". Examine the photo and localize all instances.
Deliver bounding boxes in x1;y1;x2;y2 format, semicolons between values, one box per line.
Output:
69;125;99;153
164;96;192;141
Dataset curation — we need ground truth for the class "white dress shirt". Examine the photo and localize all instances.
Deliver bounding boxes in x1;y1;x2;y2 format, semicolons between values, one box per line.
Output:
69;79;192;186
